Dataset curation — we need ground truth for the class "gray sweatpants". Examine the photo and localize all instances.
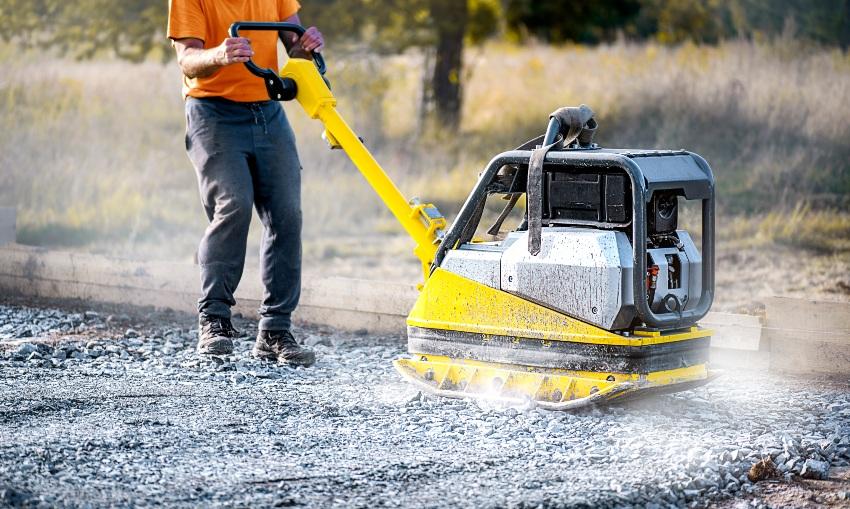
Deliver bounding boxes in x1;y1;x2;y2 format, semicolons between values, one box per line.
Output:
185;97;301;331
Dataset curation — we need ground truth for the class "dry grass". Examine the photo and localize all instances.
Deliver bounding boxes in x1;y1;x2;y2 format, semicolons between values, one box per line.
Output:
721;204;850;254
1;40;848;271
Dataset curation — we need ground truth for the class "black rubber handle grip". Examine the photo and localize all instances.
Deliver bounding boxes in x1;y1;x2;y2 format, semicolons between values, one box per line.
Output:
228;21;326;76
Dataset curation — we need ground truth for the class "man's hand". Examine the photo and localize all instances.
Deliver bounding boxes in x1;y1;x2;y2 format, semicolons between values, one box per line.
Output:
213;37;254;66
287;26;324;60
299;27;324;53
279;13;324;57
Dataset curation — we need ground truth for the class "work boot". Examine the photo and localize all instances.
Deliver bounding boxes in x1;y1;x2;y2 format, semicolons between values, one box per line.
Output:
252;330;315;367
197;315;238;355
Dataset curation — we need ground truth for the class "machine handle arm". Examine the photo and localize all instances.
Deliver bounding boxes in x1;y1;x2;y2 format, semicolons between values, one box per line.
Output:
228;22;327;101
228;22;327;75
233;24;444;282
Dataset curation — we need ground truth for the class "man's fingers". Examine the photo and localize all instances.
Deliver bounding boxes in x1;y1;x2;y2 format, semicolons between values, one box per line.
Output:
230;48;254;58
300;27;324;53
301;38;322;52
224;38;251;51
224;56;250;64
217;36;254;65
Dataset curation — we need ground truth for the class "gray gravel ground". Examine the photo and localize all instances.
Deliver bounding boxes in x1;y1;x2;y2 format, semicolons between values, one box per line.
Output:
1;301;849;509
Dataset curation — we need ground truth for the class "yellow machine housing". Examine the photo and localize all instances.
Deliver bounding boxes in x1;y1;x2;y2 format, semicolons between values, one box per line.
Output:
230;21;718;409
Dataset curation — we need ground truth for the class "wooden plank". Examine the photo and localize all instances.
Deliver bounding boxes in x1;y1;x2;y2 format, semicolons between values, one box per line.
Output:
0;245;414;318
0;207;14;246
769;335;850;375
0;244;199;293
0;244;411;334
766;297;850;375
295;306;406;335
702;312;762;351
301;277;415;317
766;297;850;337
0;274;200;315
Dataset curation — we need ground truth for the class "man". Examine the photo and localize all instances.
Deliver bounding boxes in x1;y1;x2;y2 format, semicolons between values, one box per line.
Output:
167;0;323;366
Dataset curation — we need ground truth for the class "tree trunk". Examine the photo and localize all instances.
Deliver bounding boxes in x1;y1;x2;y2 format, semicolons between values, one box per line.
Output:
430;0;468;131
841;0;850;51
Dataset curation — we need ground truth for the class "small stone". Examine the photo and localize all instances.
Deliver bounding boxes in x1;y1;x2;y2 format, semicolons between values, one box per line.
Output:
124;329;140;339
800;459;829;480
682;489;700;499
0;486;30;505
303;335;332;347
748;457;779;482
14;343;38;358
84;311;100;320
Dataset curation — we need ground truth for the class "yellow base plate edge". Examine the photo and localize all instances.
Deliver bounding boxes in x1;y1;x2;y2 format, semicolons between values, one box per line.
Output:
393;356;719;411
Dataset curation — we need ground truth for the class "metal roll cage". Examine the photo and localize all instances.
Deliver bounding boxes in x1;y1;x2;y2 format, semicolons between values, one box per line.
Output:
434;149;715;331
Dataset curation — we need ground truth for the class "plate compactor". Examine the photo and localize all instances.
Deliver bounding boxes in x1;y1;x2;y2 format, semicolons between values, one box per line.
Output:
232;22;718;409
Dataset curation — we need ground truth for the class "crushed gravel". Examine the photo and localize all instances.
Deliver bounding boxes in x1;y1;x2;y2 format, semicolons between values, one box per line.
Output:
1;301;849;508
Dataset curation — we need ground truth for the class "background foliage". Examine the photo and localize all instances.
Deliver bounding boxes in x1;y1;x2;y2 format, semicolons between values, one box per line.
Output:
0;1;848;291
2;0;848;125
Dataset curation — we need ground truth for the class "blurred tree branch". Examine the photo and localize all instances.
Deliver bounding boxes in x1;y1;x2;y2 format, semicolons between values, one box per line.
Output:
505;0;850;48
0;0;169;62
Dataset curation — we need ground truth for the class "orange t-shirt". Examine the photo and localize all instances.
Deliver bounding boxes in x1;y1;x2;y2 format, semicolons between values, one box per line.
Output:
167;0;300;102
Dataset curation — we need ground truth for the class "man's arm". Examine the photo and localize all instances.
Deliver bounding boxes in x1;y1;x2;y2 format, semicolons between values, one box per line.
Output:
172;14;323;79
172;37;254;79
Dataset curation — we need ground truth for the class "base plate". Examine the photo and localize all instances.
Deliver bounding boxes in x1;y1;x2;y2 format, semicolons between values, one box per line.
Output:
394;354;718;410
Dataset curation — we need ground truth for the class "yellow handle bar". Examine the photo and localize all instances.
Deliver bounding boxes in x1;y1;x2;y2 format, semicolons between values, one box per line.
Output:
279;59;445;283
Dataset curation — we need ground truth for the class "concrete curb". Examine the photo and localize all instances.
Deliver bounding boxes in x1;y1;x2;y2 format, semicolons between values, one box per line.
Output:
1;243;848;374
0;244;412;334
